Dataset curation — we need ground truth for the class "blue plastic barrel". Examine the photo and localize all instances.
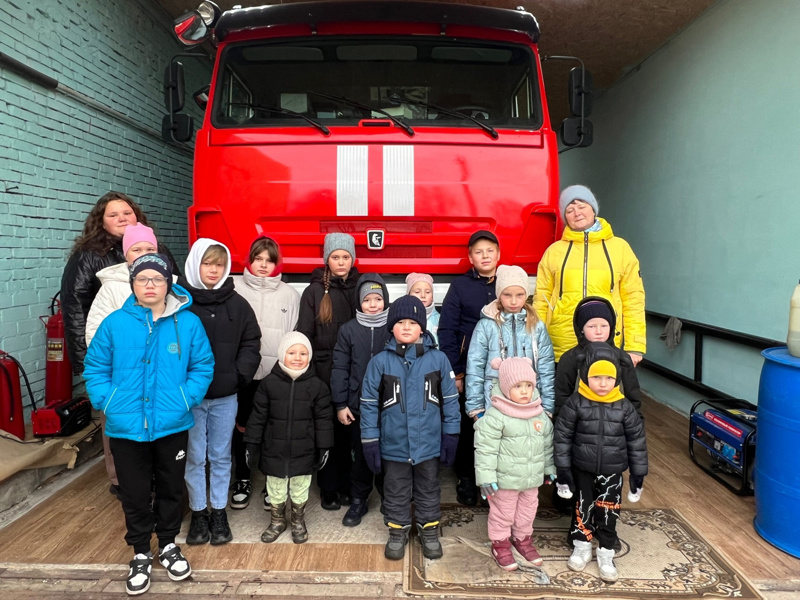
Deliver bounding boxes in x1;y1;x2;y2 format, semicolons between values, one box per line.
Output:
754;347;800;558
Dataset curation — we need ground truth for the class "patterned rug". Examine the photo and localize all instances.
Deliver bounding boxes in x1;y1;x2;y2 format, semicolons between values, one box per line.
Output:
404;504;763;599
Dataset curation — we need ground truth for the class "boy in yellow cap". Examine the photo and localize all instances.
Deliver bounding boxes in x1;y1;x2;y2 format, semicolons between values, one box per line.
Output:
553;342;647;583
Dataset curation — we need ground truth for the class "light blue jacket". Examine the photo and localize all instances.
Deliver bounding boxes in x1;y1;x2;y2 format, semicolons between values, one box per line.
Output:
84;285;214;442
428;306;441;347
361;332;460;464
466;303;555;415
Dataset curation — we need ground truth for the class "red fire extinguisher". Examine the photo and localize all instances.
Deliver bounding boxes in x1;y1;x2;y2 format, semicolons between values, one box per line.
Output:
0;351;33;440
39;293;73;406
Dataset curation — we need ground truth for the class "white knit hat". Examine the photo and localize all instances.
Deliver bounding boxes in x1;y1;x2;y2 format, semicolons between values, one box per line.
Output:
495;265;530;296
277;332;313;363
559;185;599;219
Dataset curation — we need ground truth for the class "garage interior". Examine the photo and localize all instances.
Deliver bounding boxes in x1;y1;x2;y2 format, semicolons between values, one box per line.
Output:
0;0;798;598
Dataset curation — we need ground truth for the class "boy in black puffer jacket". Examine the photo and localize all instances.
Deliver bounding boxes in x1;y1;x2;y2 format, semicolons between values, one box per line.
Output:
554;296;642;419
244;332;334;544
179;239;261;547
331;273;391;527
553;343;647;583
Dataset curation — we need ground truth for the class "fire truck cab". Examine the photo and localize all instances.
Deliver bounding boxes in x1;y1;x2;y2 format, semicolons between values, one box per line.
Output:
166;1;586;277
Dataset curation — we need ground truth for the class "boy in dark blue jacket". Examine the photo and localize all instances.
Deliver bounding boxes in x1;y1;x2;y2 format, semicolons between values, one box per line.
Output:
361;296;460;561
438;230;499;505
331;274;391;527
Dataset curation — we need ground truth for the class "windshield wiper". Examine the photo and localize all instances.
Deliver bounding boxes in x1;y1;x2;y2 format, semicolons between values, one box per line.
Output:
230;103;330;136
306;91;414;137
388;93;498;140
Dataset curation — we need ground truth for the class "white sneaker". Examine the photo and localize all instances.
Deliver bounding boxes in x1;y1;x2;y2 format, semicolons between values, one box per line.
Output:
596;547;618;582
126;553;152;595
567;540;593;571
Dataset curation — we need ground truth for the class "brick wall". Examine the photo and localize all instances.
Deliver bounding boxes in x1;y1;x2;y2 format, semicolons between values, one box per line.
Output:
0;0;208;408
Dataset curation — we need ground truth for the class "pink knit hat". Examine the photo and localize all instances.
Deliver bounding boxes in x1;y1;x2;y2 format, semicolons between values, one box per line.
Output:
491;357;536;398
122;223;157;256
405;272;434;294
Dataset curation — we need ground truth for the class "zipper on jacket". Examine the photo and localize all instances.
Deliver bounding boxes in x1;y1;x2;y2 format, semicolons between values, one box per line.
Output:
371;327;375;355
583;232;589;297
596;403;605;473
179;386;190;411
285;379;295;478
511;315;518;356
558;242;573;300
103;387;119;412
601;240;615;293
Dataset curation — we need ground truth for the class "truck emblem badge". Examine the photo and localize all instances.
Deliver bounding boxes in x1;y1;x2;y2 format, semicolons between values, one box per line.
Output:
367;229;385;250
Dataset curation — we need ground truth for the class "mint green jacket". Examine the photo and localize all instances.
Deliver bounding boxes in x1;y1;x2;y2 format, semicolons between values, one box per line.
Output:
474;394;555;490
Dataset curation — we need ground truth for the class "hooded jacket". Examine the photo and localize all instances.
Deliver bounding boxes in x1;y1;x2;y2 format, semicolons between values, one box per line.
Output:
85;263;179;347
438;268;497;376
474;393;556;490
83;284;214;442
465;302;555;415
330;274;392;414
178;240;261;398
360;332;460;464
296;265;360;383
553;359;648;477
533;218;646;361
233;267;300;380
244;361;334;478
61;240;179;374
554;296;642;418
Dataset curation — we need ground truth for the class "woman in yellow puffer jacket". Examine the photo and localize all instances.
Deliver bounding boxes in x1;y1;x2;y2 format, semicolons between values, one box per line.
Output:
534;185;645;364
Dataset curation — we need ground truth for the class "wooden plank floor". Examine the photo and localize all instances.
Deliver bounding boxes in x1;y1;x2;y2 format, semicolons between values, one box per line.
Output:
0;396;797;582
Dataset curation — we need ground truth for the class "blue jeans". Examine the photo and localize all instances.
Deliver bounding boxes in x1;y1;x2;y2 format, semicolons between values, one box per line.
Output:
185;394;237;511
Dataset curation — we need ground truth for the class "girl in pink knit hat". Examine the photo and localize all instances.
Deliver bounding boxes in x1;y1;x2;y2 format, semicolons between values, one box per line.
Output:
474;356;555;572
405;273;439;345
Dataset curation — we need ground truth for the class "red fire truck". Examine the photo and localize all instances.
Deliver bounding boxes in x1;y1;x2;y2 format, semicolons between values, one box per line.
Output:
165;1;592;276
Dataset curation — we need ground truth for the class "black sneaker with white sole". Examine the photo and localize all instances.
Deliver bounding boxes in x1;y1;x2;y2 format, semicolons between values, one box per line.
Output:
126;554;152;596
230;480;252;510
158;543;192;581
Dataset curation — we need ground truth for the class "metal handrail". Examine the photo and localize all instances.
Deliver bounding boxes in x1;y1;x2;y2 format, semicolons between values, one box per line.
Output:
640;310;783;400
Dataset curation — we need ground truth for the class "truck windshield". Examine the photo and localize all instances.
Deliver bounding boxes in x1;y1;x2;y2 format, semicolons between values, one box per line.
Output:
213;37;542;130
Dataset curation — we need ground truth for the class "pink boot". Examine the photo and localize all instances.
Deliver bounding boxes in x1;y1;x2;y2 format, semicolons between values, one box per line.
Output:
511;535;543;566
491;539;519;571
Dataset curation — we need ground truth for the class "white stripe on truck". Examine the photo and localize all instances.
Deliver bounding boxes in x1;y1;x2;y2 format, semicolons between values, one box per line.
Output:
383;145;415;216
336;145;369;216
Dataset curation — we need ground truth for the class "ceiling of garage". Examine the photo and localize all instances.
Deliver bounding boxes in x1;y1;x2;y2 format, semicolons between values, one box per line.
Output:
155;0;717;127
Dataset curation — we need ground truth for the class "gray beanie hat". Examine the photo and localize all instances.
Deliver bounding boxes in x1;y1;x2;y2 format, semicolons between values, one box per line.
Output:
559;185;599;219
323;233;356;264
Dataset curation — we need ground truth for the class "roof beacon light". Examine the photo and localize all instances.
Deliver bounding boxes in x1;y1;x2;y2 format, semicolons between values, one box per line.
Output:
198;1;222;27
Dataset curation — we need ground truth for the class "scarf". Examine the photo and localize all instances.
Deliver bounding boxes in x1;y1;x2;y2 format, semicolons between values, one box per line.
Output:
278;361;309;380
578;380;625;403
356;309;388;328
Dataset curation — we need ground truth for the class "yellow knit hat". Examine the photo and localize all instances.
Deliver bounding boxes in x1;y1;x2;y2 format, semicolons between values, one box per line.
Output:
587;359;617;379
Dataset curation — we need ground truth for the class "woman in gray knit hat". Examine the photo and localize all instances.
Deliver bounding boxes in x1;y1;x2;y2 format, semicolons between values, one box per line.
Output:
296;232;360;511
533;185;646;367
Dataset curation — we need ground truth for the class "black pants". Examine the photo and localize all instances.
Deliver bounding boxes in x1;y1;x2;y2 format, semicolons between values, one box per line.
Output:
570;468;623;550
317;417;352;495
110;431;189;555
232;379;261;481
383;458;440;527
348;414;384;500
453;391;475;484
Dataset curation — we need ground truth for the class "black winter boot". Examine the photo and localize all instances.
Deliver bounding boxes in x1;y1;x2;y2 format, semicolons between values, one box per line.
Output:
209;508;233;545
416;522;443;559
384;524;411;560
186;510;209;545
342;497;369;527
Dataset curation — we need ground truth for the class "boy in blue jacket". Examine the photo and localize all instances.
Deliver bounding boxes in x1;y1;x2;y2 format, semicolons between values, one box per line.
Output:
360;296;460;561
438;230;499;505
84;254;214;596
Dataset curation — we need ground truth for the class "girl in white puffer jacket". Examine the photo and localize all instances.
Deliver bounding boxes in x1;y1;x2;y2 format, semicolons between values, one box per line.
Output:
230;235;300;510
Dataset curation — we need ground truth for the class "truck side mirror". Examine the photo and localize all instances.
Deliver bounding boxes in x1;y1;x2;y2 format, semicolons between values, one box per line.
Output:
560;117;593;148
567;67;593;117
161;113;195;143
164;62;186;113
